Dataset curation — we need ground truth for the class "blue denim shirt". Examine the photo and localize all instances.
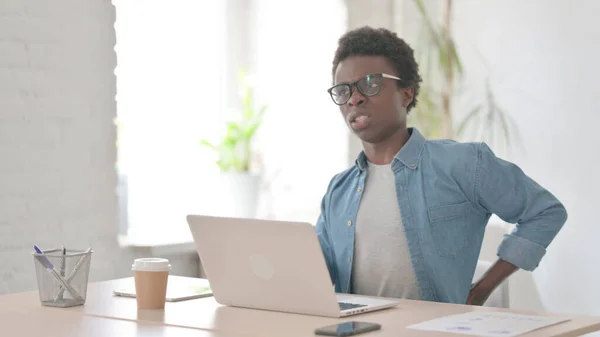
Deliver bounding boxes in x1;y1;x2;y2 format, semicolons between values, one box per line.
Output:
315;128;567;303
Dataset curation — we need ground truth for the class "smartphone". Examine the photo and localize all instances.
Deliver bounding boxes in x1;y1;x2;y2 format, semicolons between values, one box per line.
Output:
314;321;381;336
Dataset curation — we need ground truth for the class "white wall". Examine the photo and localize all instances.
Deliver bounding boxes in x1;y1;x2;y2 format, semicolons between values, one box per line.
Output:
395;0;600;317
455;0;600;317
0;0;198;295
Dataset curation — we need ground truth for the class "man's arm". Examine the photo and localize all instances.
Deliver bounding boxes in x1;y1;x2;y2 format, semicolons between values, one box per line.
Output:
467;259;517;305
315;179;337;286
467;143;567;305
316;212;336;286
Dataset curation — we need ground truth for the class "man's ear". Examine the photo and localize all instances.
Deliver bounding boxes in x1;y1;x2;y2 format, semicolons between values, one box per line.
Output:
401;87;414;108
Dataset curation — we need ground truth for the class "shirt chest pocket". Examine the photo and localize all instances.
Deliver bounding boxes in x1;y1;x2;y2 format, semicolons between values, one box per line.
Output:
427;201;472;257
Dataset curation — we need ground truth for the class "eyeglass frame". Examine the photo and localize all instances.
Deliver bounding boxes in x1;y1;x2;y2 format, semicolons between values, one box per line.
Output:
326;73;402;105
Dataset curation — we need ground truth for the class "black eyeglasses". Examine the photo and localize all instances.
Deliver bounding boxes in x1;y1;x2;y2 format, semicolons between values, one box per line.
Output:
327;73;402;105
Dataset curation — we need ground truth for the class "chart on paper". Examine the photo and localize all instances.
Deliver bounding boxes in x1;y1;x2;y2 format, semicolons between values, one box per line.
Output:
407;311;571;337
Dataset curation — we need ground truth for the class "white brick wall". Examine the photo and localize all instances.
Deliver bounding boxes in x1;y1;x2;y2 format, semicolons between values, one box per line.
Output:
0;0;198;294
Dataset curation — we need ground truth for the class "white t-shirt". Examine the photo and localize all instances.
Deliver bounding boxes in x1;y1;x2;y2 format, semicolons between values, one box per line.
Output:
351;162;421;300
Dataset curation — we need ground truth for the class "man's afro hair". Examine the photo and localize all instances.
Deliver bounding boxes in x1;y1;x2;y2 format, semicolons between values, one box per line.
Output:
332;26;422;112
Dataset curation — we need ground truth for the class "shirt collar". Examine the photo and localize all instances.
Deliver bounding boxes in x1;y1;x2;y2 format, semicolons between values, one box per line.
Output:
355;127;426;172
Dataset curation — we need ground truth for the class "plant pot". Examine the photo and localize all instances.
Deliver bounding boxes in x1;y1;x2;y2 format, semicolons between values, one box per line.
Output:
220;172;261;219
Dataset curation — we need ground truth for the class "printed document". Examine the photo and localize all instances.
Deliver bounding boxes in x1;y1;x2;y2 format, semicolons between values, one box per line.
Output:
407;311;571;337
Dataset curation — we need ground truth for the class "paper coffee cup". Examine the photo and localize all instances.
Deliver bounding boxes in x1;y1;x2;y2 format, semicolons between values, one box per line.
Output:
131;258;171;309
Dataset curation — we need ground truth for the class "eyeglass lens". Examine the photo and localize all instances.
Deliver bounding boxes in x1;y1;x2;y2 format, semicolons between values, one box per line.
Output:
329;74;383;104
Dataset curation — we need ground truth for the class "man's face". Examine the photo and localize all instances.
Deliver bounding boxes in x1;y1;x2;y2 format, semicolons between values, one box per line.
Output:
331;55;413;144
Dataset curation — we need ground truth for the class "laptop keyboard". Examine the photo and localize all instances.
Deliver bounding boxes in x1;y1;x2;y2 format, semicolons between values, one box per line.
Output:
338;302;368;311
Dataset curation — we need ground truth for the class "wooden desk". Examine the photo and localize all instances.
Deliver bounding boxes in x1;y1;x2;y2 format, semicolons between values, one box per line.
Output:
2;276;600;337
1;305;235;337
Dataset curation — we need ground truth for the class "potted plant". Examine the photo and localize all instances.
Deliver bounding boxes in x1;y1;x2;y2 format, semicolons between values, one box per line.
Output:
200;70;267;218
408;0;522;156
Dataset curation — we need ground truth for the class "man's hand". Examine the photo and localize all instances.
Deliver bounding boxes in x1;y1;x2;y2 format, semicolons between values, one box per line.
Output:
466;259;518;306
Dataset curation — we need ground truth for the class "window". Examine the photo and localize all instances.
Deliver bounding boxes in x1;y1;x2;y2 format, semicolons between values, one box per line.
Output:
250;0;349;223
114;0;348;243
114;0;227;242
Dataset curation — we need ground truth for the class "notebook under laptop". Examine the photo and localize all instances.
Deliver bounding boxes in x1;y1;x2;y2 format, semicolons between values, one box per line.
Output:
186;215;400;318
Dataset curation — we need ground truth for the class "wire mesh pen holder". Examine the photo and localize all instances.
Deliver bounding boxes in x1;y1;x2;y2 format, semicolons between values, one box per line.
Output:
32;246;93;307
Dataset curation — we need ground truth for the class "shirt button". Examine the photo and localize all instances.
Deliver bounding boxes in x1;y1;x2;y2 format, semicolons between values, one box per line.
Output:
347;220;352;226
348;258;352;263
357;187;362;193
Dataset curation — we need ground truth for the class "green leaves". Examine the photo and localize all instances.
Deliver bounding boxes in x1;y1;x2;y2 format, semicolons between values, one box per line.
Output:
408;0;521;154
460;79;522;154
200;69;267;172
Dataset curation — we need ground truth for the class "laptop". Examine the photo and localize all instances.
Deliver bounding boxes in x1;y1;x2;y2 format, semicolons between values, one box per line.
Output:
186;214;400;318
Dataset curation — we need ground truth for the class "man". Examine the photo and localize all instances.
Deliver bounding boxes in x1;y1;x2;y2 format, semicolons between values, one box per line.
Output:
315;26;567;305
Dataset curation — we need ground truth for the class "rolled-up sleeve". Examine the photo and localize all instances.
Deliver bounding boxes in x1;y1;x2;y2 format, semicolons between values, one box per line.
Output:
475;143;568;271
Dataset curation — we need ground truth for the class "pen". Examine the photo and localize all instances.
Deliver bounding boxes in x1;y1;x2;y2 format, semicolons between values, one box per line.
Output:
54;246;92;302
60;245;66;278
34;245;83;302
59;245;66;300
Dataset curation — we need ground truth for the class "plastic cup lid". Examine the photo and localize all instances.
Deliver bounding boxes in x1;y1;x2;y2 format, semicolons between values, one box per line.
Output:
131;258;171;272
